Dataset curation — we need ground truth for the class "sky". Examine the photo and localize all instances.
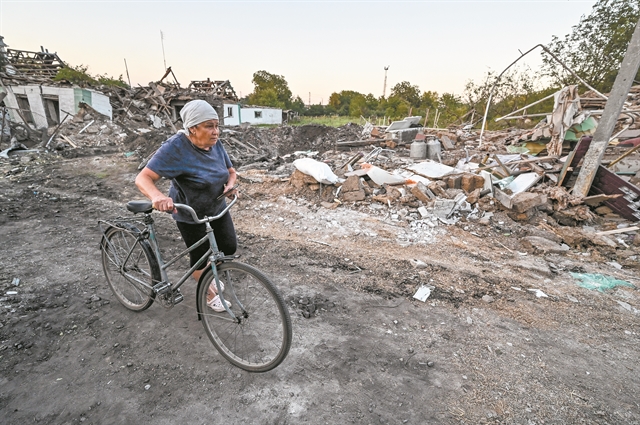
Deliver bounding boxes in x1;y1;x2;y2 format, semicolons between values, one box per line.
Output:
1;0;597;104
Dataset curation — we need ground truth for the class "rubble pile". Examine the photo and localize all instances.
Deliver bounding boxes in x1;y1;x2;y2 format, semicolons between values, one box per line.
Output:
0;36;638;267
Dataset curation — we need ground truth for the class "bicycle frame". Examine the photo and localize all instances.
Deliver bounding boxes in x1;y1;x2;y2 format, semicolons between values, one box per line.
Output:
100;195;242;318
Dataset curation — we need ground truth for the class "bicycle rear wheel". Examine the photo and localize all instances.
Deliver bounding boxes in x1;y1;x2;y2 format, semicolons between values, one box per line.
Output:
198;262;292;372
101;225;159;311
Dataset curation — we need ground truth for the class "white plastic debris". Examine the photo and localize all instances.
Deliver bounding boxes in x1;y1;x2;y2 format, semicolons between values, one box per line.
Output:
413;285;432;302
293;158;342;185
528;289;548;298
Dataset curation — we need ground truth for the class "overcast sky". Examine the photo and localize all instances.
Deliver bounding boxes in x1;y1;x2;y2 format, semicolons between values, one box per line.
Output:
1;0;596;104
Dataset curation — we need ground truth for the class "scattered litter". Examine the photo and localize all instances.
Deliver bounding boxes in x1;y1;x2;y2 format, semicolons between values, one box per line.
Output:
413;285;432;302
607;261;623;270
6;291;18;295
11;278;20;286
409;259;429;268
528;289;549;298
616;301;638;313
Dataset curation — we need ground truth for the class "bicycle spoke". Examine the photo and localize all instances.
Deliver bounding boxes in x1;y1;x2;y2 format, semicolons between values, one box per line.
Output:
101;226;158;312
198;262;291;372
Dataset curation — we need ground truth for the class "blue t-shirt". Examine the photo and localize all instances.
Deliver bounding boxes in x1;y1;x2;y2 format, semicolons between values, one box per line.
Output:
146;132;232;223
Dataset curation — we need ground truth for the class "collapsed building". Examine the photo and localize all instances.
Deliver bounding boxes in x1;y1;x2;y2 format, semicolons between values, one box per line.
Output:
0;35;287;154
0;35;639;267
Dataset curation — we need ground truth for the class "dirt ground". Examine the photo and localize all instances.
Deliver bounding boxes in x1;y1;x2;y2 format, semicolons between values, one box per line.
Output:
1;141;639;425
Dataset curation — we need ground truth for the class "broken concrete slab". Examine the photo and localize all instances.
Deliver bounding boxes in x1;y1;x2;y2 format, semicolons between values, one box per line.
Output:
494;173;543;209
410;182;432;203
521;236;570;254
362;165;406;186
511;192;548;213
407;160;457;179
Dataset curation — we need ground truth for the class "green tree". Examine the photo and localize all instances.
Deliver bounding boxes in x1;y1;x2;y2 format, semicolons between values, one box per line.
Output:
437;93;467;127
542;0;640;92
290;96;306;115
390;81;421;107
349;94;369;117
306;104;326;116
327;90;364;116
463;67;552;129
247;70;293;108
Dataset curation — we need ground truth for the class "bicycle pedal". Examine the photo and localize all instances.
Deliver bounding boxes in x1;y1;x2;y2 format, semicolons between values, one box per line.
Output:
172;292;184;305
153;282;171;295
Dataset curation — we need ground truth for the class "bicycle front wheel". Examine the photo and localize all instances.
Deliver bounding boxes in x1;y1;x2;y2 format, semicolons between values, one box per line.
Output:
198;262;292;372
101;225;159;311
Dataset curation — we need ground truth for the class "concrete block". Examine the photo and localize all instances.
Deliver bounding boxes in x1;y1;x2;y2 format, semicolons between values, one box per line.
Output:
428;181;448;198
290;169;318;188
466;188;481;204
511;192;547;213
411;183;431;203
341;175;362;192
521;236;570;254
445;175;461;189
342;190;366;202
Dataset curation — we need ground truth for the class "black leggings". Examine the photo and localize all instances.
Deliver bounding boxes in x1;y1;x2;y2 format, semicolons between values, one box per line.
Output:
176;212;237;270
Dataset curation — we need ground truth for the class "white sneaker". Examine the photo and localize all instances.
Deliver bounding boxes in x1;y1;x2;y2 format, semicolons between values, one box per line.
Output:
209;280;225;294
207;295;231;312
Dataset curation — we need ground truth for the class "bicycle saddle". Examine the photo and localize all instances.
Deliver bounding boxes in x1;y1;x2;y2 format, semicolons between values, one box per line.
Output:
126;200;153;214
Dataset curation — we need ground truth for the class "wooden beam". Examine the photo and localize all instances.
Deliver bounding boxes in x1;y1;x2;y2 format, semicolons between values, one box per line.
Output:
573;17;640;197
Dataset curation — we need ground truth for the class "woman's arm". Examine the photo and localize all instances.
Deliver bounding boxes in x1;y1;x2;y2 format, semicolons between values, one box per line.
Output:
135;167;175;212
224;167;238;197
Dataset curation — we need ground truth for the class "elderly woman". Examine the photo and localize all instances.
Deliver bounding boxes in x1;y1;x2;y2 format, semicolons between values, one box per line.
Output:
135;99;237;312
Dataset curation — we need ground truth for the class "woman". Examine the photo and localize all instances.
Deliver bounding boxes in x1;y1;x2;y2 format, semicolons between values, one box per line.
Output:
135;99;237;312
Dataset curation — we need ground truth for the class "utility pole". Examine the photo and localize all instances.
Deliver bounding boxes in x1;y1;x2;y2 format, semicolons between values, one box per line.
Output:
573;17;640;197
308;92;311;107
382;66;390;98
160;30;167;71
123;58;131;87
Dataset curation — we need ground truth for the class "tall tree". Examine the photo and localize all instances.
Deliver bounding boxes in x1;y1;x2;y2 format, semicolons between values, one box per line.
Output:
390;81;421;107
247;70;293;108
542;0;640;92
327;90;365;116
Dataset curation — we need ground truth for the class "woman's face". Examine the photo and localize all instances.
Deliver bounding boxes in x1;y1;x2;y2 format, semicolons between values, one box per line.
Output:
189;119;219;149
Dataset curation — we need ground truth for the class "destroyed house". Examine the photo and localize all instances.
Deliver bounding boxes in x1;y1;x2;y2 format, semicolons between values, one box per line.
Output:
0;37;112;128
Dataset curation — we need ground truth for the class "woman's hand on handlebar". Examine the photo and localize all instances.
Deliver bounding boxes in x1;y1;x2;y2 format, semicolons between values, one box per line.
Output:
152;195;176;213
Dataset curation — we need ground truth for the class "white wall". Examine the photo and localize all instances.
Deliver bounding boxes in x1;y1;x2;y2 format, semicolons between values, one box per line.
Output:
223;103;241;126
222;103;282;126
242;106;281;125
2;85;112;128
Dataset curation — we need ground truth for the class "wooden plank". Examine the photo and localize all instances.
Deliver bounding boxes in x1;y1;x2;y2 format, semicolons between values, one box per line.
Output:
573;17;640;196
582;193;622;206
336;139;391;147
595;226;639;236
228;136;258;153
59;134;77;148
560;137;592;188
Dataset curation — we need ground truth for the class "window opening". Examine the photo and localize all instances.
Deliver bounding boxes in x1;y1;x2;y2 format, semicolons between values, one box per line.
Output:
254;111;262;119
42;95;60;126
15;95;34;125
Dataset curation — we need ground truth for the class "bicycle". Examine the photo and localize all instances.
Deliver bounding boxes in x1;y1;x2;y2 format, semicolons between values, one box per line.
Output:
98;195;292;372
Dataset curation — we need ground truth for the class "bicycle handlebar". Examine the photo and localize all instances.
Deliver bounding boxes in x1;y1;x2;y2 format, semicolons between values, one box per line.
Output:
173;194;238;224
